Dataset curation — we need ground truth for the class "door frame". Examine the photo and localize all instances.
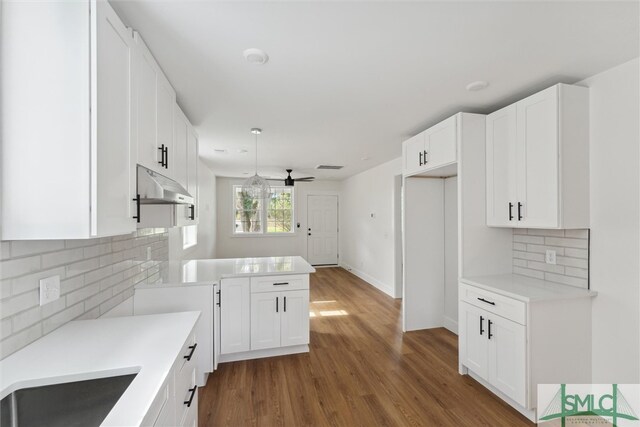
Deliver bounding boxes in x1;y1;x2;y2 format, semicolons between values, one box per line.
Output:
302;190;340;265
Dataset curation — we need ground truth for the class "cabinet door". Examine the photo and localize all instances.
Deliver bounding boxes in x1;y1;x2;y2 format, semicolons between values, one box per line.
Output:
459;302;489;380
250;292;281;350
134;34;160;173
425;115;457;170
186;127;199;223
173;105;189;188
220;278;251;354
280;290;310;347
516;86;559;228
487;315;526;407
157;73;176;179
93;0;136;237
403;133;425;175
486;104;517;227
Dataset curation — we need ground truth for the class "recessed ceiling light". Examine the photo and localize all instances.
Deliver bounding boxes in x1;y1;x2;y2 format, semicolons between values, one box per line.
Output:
250;127;262;135
466;80;489;91
243;48;269;65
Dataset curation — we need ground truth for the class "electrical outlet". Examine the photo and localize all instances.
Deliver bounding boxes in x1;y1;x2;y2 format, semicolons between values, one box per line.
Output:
39;275;60;306
545;250;557;265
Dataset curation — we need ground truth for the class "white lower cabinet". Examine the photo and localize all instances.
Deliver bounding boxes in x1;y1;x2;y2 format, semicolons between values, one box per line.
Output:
458;279;593;420
220;274;310;358
149;331;198;427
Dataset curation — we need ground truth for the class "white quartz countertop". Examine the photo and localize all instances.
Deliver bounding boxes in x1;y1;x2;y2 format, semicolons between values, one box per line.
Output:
460;274;597;302
0;311;199;427
137;256;316;289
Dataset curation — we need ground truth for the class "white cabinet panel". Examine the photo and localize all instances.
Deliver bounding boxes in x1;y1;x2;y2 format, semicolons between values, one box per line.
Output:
459;302;489;379
186;127;199;223
487;314;526;407
280;290;310;347
403;133;425;175
220;278;251;354
157;74;176;179
174;106;189;188
425;115;457;169
486;105;517;226
250;292;281;350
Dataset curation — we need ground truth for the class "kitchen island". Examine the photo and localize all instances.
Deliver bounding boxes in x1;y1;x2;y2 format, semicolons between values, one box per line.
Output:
134;256;315;386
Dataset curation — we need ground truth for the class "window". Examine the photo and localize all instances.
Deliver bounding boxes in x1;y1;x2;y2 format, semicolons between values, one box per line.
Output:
183;225;198;249
233;185;294;234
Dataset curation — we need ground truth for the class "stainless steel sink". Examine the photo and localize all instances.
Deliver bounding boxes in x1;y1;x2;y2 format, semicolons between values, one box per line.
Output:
0;373;136;427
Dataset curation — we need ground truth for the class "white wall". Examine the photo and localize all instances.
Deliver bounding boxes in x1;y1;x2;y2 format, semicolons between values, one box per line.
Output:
339;158;402;297
168;160;217;260
215;177;340;259
579;58;640;383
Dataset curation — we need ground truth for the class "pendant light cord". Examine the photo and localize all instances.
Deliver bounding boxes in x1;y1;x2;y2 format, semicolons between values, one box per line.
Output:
255;133;258;175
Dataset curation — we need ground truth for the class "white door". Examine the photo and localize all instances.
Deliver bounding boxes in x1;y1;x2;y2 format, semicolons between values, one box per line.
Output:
280;290;310;347
94;0;136;237
487;315;526;407
307;195;338;265
250;292;281;351
486;104;517;227
220;278;251;354
425;115;457;169
403;133;425;175
516;86;559;228
459;302;489;380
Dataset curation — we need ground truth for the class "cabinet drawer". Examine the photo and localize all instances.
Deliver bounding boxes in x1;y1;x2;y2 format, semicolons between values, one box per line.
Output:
460;283;526;325
176;363;197;425
180;397;198;427
176;332;197;373
250;274;308;293
151;380;173;427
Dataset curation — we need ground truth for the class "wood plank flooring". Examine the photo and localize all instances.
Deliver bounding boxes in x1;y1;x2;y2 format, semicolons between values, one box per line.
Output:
198;267;534;426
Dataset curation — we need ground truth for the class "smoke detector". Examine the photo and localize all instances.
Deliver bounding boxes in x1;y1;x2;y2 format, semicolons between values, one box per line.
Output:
243;48;269;65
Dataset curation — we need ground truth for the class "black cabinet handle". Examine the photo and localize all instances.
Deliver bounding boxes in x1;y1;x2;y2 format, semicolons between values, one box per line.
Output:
480;315;485;335
132;194;141;223
184;343;197;361
164;146;168;169
216;290;221;307
517;202;523;221
477;297;495;306
189;204;195;220
419;151;423;166
184;387;197;407
508;202;514;221
158;144;166;168
276;296;279;313
273;282;289;286
284;296;287;312
488;320;493;339
423;150;428;163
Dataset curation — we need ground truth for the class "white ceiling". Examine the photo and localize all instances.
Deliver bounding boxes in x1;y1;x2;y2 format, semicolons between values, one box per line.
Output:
112;1;639;181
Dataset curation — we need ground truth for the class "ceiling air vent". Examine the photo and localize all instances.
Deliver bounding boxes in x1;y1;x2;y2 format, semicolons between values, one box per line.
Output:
315;165;344;170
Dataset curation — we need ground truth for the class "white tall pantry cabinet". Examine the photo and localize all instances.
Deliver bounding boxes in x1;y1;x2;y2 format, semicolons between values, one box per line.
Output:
1;0;137;239
486;84;589;229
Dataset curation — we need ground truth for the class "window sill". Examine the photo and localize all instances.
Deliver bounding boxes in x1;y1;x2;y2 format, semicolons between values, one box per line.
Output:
230;232;297;238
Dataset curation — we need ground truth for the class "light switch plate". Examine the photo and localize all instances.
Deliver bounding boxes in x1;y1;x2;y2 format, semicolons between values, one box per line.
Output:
545;250;557;265
40;275;60;306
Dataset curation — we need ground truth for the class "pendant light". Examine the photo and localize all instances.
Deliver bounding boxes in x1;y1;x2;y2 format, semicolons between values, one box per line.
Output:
241;128;272;199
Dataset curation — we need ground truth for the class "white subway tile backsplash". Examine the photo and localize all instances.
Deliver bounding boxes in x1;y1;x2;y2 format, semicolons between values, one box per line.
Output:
0;229;168;359
513;229;589;289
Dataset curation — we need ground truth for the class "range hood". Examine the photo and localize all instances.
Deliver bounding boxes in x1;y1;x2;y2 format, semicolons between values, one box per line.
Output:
137;165;193;205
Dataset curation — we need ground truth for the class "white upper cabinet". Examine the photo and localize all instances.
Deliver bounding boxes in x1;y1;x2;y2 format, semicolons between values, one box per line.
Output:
1;0;136;239
133;32;177;179
402;114;458;176
173;104;199;227
486;84;589;229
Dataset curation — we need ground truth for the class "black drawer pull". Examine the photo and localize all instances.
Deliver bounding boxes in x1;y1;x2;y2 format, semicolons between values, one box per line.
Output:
184;343;197;361
132;194;141;223
508;202;514;221
284;296;287;312
477;297;495;306
419;151;423;166
517;202;523;221
479;315;484;335
216;290;221;307
158;144;166;168
184;387;197;407
189;204;195;220
273;282;289;286
488;319;493;339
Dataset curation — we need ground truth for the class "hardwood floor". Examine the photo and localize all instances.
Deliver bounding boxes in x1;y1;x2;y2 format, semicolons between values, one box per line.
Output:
198;267;534;426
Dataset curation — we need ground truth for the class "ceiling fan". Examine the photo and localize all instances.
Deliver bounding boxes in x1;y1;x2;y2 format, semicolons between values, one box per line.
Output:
268;169;315;186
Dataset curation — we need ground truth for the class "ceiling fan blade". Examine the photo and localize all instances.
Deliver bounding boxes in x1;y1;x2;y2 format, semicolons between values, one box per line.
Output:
265;178;284;181
296;177;315;181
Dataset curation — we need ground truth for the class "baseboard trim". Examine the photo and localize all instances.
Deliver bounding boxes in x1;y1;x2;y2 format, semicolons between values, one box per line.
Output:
339;262;395;297
219;345;309;363
443;316;458;334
